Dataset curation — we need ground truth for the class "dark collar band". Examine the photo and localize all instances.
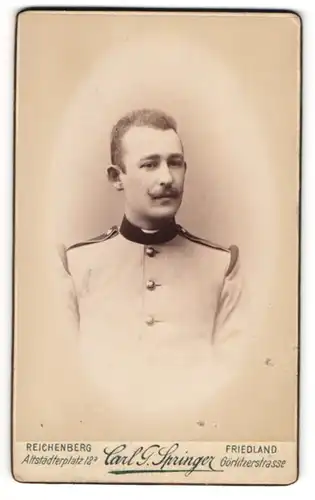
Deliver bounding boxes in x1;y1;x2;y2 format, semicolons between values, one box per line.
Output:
119;215;178;245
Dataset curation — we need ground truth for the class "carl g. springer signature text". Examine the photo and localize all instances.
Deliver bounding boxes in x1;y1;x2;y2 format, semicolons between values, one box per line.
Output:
103;443;222;476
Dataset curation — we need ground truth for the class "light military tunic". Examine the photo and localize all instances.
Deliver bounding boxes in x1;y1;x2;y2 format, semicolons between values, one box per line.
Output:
65;216;242;348
59;216;244;428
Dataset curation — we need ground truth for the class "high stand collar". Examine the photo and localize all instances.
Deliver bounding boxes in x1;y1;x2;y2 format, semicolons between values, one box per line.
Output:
119;215;178;245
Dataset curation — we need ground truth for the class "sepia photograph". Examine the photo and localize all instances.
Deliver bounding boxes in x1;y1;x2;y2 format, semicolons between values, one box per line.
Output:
12;8;301;484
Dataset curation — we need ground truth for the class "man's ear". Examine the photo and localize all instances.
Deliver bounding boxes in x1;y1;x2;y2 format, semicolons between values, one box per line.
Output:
107;164;124;191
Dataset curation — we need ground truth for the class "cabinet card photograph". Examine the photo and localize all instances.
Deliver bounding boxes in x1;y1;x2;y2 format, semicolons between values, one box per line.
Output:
12;8;301;485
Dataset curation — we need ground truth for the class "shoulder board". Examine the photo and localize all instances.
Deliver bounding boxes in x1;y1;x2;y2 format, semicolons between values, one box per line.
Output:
177;225;230;252
66;226;119;252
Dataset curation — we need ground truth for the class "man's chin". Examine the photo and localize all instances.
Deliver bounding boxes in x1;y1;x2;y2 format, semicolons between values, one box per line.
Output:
148;205;178;222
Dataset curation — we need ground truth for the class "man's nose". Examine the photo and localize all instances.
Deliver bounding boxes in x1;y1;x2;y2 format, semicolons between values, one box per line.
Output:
158;162;173;186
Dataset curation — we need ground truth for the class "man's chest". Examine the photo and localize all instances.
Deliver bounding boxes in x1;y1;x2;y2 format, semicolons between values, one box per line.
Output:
72;239;225;343
67;235;230;405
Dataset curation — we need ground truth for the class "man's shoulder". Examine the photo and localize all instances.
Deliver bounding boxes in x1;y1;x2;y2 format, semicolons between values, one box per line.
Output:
65;226;119;274
177;225;239;277
66;226;119;253
177;224;230;252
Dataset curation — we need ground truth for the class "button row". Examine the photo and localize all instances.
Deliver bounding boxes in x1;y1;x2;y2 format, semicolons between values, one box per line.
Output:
145;246;158;326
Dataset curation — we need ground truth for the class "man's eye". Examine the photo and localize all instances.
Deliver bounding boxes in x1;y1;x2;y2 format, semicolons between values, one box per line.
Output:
141;161;158;169
169;159;184;167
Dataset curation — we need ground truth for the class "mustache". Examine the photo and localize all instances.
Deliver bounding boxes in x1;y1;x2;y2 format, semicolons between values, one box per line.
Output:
149;187;180;199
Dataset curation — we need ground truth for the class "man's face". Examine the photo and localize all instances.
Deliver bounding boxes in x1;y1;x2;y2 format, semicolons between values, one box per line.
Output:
118;126;186;227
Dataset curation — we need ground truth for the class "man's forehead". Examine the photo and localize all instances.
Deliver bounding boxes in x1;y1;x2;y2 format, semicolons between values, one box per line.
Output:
122;126;183;157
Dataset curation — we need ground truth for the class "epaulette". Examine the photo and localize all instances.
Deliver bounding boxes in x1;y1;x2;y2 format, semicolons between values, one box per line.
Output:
177;225;229;252
177;225;239;277
66;226;119;252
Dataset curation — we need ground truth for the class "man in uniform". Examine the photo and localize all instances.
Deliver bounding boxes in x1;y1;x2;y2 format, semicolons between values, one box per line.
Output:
62;108;243;403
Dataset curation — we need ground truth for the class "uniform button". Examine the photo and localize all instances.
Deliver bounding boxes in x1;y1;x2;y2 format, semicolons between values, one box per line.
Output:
145;315;155;326
146;247;156;257
146;280;156;291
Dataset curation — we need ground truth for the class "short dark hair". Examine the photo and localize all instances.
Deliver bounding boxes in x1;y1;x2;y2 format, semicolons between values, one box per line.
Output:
110;108;178;171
